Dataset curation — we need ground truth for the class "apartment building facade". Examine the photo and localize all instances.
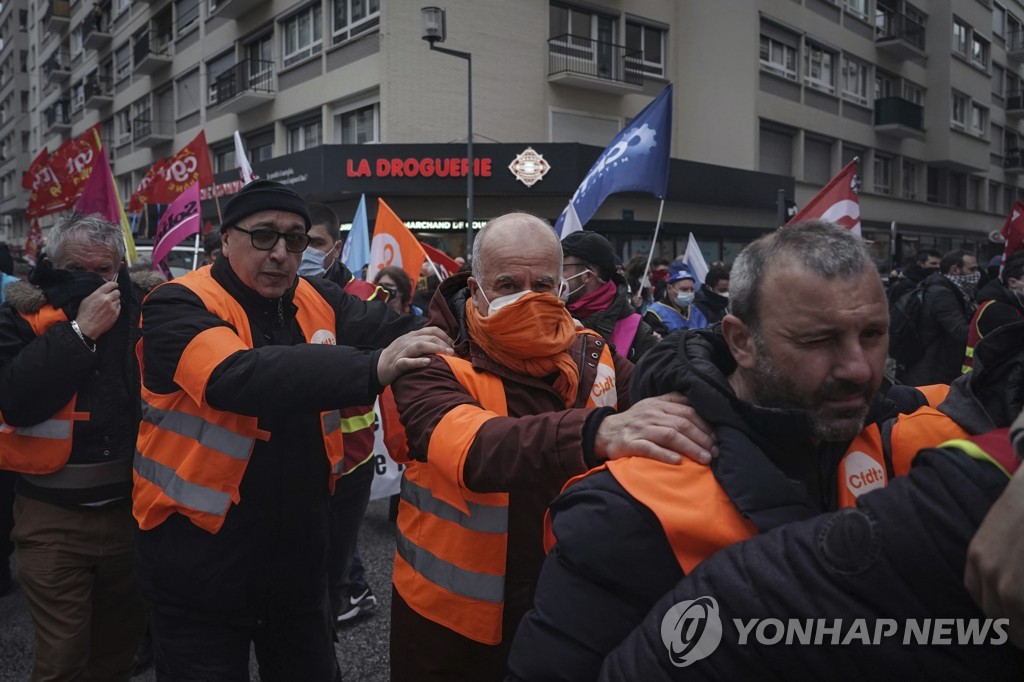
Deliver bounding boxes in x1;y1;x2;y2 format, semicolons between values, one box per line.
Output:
5;0;1022;265
0;0;31;240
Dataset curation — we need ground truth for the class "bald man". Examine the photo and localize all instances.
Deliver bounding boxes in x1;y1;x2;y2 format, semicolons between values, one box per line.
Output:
387;212;715;681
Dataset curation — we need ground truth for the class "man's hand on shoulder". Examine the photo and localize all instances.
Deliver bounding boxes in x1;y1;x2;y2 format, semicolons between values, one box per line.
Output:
377;326;454;386
595;392;717;466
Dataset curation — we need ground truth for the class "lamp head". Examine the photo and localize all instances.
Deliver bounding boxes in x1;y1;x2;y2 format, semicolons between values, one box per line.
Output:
421;6;446;44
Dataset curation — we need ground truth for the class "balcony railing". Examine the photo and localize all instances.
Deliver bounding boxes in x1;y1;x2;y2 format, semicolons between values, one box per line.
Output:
1008;30;1024;60
43;0;71;30
875;9;926;56
83;12;112;50
1007;90;1024;117
548;35;644;88
874;96;923;128
133;30;172;73
132;115;173;146
85;74;113;107
46;99;71;130
1004;148;1024;172
43;48;71;82
210;59;276;110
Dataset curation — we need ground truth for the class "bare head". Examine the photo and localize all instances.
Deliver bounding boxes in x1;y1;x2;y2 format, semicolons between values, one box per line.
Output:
48;211;124;280
469;212;563;316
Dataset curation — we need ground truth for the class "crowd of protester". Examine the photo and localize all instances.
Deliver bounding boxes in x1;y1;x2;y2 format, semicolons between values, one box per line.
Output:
1;184;1023;681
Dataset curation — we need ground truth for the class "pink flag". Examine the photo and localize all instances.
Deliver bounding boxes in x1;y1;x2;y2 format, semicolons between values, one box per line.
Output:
75;147;121;223
152;181;201;272
786;158;861;236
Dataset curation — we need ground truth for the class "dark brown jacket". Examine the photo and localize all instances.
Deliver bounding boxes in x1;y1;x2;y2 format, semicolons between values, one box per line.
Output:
391;273;633;669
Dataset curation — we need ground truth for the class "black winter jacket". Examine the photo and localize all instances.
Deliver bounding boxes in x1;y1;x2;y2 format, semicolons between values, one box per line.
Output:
902;273;973;386
599;443;1024;681
575;282;659;363
972;278;1024;339
135;258;420;620
692;285;728;325
0;264;162;506
507;328;930;681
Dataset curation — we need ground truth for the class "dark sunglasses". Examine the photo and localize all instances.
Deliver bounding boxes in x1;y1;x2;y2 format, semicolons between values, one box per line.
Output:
231;225;310;253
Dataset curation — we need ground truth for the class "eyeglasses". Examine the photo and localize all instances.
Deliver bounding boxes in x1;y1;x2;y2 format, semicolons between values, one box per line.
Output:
378;285;399;299
231;225;310;253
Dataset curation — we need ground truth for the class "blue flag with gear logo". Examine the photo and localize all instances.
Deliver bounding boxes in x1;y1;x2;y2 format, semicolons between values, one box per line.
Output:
554;85;673;237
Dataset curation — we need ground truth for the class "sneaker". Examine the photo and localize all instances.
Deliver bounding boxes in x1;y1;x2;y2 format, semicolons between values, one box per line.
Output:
335;586;377;626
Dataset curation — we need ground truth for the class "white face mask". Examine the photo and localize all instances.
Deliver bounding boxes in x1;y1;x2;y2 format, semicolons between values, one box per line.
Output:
675;292;695;308
559;269;592;302
479;288;531;315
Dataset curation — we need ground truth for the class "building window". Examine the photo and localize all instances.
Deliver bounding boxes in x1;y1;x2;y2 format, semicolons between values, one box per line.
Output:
994;63;1005;97
282;4;322;68
804;135;833;184
902;159;918;200
176;0;199;36
115;107;131;144
875;70;896;99
287;116;321;152
903;81;924;104
245;34;273;89
968;176;982;211
758;123;794;176
841;56;869;105
994;3;1007;36
846;0;869;20
804;43;835;94
334;101;378;144
331;0;379;45
953;18;969;56
759;35;797;81
211;142;235;174
247;128;274;162
989;180;1001;213
951;91;968;129
972;33;990;69
176;68;200;116
970;102;989;138
625;21;666;77
206;51;234;105
874;154;893;195
114;0;130;17
114;42;131;81
70;25;83;58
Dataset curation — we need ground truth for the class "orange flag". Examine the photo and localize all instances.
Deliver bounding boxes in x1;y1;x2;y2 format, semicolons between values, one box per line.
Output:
368;199;426;284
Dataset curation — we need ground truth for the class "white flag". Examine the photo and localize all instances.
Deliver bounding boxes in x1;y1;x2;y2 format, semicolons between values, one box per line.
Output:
234;131;257;185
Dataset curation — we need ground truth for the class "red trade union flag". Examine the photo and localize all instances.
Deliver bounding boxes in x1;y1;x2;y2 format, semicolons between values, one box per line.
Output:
76;145;122;225
786;158;861;236
129;158;168;213
51;124;103;206
150;132;214;203
420;242;459;279
24;149;64;218
367;200;427;285
152;182;201;270
24;220;44;262
999;200;1024;276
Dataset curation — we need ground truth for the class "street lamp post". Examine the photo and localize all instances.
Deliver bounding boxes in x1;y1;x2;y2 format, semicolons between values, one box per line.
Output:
421;7;474;257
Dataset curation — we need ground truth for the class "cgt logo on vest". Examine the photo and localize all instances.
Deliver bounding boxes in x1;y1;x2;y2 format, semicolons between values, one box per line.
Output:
310;329;337;345
843;450;886;498
660;596;723;668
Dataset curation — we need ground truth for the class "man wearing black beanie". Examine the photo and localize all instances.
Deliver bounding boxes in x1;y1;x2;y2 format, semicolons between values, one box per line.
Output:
133;180;454;679
561;231;659;362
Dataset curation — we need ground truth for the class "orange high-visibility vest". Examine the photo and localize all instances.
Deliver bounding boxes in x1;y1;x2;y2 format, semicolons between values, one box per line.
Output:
550;405;969;574
133;267;345;534
0;306;90;474
394;332;618;645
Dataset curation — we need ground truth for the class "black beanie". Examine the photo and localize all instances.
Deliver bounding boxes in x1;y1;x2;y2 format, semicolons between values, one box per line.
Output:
221;180;312;233
561;231;616;281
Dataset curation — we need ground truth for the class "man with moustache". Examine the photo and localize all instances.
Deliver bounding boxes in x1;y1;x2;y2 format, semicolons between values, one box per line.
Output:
509;221;968;681
133;180;451;679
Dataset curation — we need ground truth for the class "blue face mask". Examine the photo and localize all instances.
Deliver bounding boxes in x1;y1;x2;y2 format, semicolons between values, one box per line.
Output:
298;247;329;277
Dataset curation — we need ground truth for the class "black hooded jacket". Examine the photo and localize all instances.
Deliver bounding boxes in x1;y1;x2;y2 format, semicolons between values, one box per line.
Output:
972;277;1024;339
692;285;728;325
507;328;930;681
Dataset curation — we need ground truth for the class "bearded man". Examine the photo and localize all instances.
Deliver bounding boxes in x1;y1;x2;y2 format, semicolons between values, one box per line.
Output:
509;220;970;681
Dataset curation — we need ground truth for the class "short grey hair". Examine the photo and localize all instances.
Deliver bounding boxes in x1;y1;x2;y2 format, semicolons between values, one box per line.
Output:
471;212;562;282
48;211;126;266
730;220;873;333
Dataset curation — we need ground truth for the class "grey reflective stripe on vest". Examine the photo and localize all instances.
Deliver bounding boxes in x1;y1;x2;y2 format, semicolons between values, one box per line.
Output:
3;418;72;440
395;533;505;604
323;410;342;436
21;459;131;489
133;450;231;517
400;477;508;534
141;404;254;461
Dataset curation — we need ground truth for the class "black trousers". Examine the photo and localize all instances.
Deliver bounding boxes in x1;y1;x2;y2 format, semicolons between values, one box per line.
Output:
327;461;374;617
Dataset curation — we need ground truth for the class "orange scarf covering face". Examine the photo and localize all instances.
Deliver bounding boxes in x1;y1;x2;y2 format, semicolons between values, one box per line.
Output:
465;291;580;406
